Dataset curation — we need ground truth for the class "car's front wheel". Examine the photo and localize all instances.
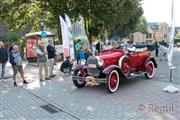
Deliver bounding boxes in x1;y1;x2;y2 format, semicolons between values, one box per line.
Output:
106;70;120;93
145;61;155;79
73;71;86;88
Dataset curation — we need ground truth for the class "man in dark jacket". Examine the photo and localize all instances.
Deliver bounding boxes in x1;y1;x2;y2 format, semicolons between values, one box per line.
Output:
0;41;8;80
60;57;73;73
155;41;159;57
47;40;56;78
96;42;101;53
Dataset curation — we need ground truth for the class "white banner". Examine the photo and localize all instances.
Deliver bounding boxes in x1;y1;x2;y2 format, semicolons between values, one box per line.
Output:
59;15;69;60
65;14;75;60
167;0;175;68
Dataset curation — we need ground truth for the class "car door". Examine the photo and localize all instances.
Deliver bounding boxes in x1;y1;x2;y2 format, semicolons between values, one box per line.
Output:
127;52;140;72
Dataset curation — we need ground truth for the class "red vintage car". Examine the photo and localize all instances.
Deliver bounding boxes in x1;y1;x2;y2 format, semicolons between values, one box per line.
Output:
72;45;157;93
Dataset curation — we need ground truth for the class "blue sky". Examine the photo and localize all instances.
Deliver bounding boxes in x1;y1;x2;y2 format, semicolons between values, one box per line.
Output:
142;0;180;27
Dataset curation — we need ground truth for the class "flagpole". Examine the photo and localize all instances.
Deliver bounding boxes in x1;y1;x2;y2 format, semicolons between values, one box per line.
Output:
163;0;179;93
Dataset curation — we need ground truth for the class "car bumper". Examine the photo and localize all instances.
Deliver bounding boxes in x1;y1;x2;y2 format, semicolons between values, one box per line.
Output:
72;76;107;84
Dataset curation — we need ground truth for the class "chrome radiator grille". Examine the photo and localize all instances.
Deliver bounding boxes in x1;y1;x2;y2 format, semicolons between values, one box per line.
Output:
87;57;100;76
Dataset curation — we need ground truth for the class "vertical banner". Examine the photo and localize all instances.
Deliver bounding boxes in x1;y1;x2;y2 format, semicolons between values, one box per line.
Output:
59;15;69;60
65;14;75;60
167;0;175;68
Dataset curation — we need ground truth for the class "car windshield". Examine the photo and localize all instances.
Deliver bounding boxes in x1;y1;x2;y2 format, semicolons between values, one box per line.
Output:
100;41;155;52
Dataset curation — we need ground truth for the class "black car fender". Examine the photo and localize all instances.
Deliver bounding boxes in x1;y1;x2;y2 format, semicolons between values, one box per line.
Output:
73;64;88;77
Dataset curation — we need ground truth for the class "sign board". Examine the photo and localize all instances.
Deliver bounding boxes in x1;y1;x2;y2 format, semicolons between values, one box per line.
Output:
41;31;47;38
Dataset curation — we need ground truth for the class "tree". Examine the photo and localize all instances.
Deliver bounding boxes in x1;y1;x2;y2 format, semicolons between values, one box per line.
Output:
0;0;144;41
135;16;148;34
176;32;180;39
0;0;48;31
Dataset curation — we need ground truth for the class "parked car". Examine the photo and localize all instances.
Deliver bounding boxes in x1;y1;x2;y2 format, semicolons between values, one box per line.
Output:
71;45;157;93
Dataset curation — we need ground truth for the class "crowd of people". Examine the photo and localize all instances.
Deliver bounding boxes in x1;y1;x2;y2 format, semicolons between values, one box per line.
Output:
75;40;93;64
0;40;56;86
0;39;169;86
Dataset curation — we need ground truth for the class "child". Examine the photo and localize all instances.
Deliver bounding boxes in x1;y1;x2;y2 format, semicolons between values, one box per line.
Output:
79;48;85;63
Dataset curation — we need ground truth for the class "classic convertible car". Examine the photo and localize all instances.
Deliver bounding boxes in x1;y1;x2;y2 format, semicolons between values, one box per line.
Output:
72;45;157;93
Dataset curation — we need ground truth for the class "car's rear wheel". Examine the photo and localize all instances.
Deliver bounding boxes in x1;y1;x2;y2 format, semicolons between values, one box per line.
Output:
145;61;155;79
73;71;86;88
106;70;120;93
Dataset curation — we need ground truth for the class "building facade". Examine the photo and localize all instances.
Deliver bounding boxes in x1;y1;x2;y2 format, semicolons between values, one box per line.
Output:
147;22;169;43
131;32;146;44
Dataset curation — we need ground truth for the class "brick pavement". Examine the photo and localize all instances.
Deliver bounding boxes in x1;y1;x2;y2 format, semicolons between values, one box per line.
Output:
0;49;180;120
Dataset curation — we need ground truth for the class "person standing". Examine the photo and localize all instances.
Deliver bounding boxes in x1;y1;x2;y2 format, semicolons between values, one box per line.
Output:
159;43;168;61
9;43;15;53
47;40;56;78
96;41;101;53
155;41;159;57
0;41;8;81
9;45;28;86
84;49;92;61
36;41;50;81
79;48;85;63
75;40;81;64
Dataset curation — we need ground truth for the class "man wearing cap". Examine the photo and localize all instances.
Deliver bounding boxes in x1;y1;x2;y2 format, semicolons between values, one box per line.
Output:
126;40;136;52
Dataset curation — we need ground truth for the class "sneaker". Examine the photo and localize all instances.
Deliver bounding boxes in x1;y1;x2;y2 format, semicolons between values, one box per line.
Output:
45;78;51;80
14;82;17;86
52;75;56;77
23;80;29;84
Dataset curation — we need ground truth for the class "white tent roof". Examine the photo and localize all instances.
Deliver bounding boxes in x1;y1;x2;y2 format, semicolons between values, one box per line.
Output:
25;31;54;37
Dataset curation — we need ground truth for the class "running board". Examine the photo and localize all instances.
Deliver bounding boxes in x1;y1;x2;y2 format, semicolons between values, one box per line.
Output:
128;72;146;79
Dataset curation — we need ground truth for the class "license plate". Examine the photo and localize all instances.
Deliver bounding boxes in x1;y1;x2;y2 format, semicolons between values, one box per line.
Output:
85;76;95;81
88;64;96;68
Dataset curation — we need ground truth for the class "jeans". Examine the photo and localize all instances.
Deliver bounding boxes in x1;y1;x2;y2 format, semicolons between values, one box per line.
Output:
0;62;6;79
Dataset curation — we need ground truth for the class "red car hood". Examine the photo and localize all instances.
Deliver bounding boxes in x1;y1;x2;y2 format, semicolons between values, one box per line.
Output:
98;50;125;67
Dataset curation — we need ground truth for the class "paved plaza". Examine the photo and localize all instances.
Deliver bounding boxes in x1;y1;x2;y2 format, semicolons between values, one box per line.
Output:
0;49;180;120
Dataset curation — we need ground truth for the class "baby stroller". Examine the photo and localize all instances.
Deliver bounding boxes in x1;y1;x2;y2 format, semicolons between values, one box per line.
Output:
60;56;73;75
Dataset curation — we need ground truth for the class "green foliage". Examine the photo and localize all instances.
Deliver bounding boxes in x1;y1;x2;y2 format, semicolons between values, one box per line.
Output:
54;39;61;45
0;0;46;31
176;32;180;39
4;33;19;42
0;0;144;39
18;36;26;46
135;16;148;34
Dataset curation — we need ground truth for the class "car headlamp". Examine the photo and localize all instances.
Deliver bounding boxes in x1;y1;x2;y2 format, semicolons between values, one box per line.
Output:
96;56;104;66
